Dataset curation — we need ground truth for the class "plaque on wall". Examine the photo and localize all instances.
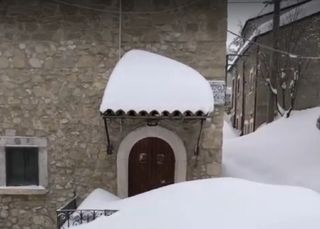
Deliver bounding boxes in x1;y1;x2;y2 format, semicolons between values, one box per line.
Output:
208;80;225;105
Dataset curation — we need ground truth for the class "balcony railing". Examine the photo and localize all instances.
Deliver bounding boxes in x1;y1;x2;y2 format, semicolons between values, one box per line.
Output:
56;195;118;229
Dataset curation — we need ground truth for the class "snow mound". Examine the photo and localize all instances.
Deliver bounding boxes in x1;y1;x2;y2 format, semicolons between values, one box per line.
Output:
223;107;320;192
77;188;120;209
99;49;214;114
73;178;320;229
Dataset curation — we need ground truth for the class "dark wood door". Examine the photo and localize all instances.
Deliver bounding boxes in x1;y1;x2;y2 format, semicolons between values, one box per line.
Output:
128;137;175;196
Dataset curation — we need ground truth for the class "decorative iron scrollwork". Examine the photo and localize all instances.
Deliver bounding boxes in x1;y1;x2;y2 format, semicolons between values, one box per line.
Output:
56;195;118;228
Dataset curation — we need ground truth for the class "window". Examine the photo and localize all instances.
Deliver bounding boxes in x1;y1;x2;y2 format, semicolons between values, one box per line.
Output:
6;147;39;186
0;136;47;195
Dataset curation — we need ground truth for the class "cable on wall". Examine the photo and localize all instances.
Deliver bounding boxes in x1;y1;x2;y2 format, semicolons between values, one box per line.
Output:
118;0;122;60
51;0;202;15
228;29;320;60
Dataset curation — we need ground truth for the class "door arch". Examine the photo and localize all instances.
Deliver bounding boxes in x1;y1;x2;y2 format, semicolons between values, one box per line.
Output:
117;126;187;198
128;137;175;196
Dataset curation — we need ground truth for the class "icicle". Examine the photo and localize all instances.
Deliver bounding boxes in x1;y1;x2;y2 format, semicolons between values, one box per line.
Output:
277;102;286;116
289;80;294;89
257;64;261;72
289;54;298;58
250;67;255;75
280;70;286;79
266;78;278;95
294;70;299;80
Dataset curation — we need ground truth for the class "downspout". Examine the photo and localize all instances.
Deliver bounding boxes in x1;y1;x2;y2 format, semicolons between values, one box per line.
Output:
103;117;113;155
253;46;260;131
233;69;238;128
194;119;204;156
225;55;229;106
241;60;246;136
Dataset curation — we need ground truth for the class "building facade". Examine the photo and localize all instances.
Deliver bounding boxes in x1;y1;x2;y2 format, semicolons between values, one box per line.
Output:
228;2;320;135
0;1;227;228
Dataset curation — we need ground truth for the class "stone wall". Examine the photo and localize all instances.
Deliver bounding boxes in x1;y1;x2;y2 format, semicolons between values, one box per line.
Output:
0;0;226;228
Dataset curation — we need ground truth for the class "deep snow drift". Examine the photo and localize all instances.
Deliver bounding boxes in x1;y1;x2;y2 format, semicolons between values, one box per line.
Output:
223;107;320;192
73;178;320;229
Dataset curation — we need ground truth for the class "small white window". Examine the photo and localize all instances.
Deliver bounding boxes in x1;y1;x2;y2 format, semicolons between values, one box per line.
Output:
0;136;48;195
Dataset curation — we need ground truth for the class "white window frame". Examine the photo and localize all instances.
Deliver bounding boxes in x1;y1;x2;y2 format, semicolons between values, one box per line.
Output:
0;136;48;195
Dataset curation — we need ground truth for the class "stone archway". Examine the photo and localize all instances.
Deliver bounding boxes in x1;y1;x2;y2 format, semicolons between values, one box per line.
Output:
117;126;187;198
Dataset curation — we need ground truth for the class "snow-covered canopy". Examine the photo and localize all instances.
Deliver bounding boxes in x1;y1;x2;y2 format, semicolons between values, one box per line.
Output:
228;0;320;71
73;178;320;229
99;50;214;116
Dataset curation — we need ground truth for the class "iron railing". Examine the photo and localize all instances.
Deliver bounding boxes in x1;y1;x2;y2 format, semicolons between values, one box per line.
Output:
56;195;118;229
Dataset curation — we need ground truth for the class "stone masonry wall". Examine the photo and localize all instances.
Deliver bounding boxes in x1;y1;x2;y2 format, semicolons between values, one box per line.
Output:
0;1;226;228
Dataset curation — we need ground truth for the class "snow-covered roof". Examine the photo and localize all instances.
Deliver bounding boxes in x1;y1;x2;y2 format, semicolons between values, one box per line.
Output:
228;0;320;71
100;50;214;116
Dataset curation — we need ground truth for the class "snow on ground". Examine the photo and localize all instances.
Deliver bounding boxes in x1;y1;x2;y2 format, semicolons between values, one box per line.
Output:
74;178;320;229
77;188;120;209
100;49;214;114
223;107;320;192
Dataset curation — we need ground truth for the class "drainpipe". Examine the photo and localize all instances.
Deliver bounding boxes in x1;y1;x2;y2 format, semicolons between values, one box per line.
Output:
241;60;246;136
103;117;113;155
253;46;260;131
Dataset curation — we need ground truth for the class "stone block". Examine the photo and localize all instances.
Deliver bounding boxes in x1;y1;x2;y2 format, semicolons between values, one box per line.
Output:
28;57;42;68
0;57;9;68
12;55;26;68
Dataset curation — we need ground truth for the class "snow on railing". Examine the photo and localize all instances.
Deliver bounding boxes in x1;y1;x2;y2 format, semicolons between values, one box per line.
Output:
56;195;117;229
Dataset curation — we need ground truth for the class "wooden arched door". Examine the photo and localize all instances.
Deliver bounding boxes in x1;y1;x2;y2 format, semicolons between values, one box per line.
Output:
128;137;175;196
